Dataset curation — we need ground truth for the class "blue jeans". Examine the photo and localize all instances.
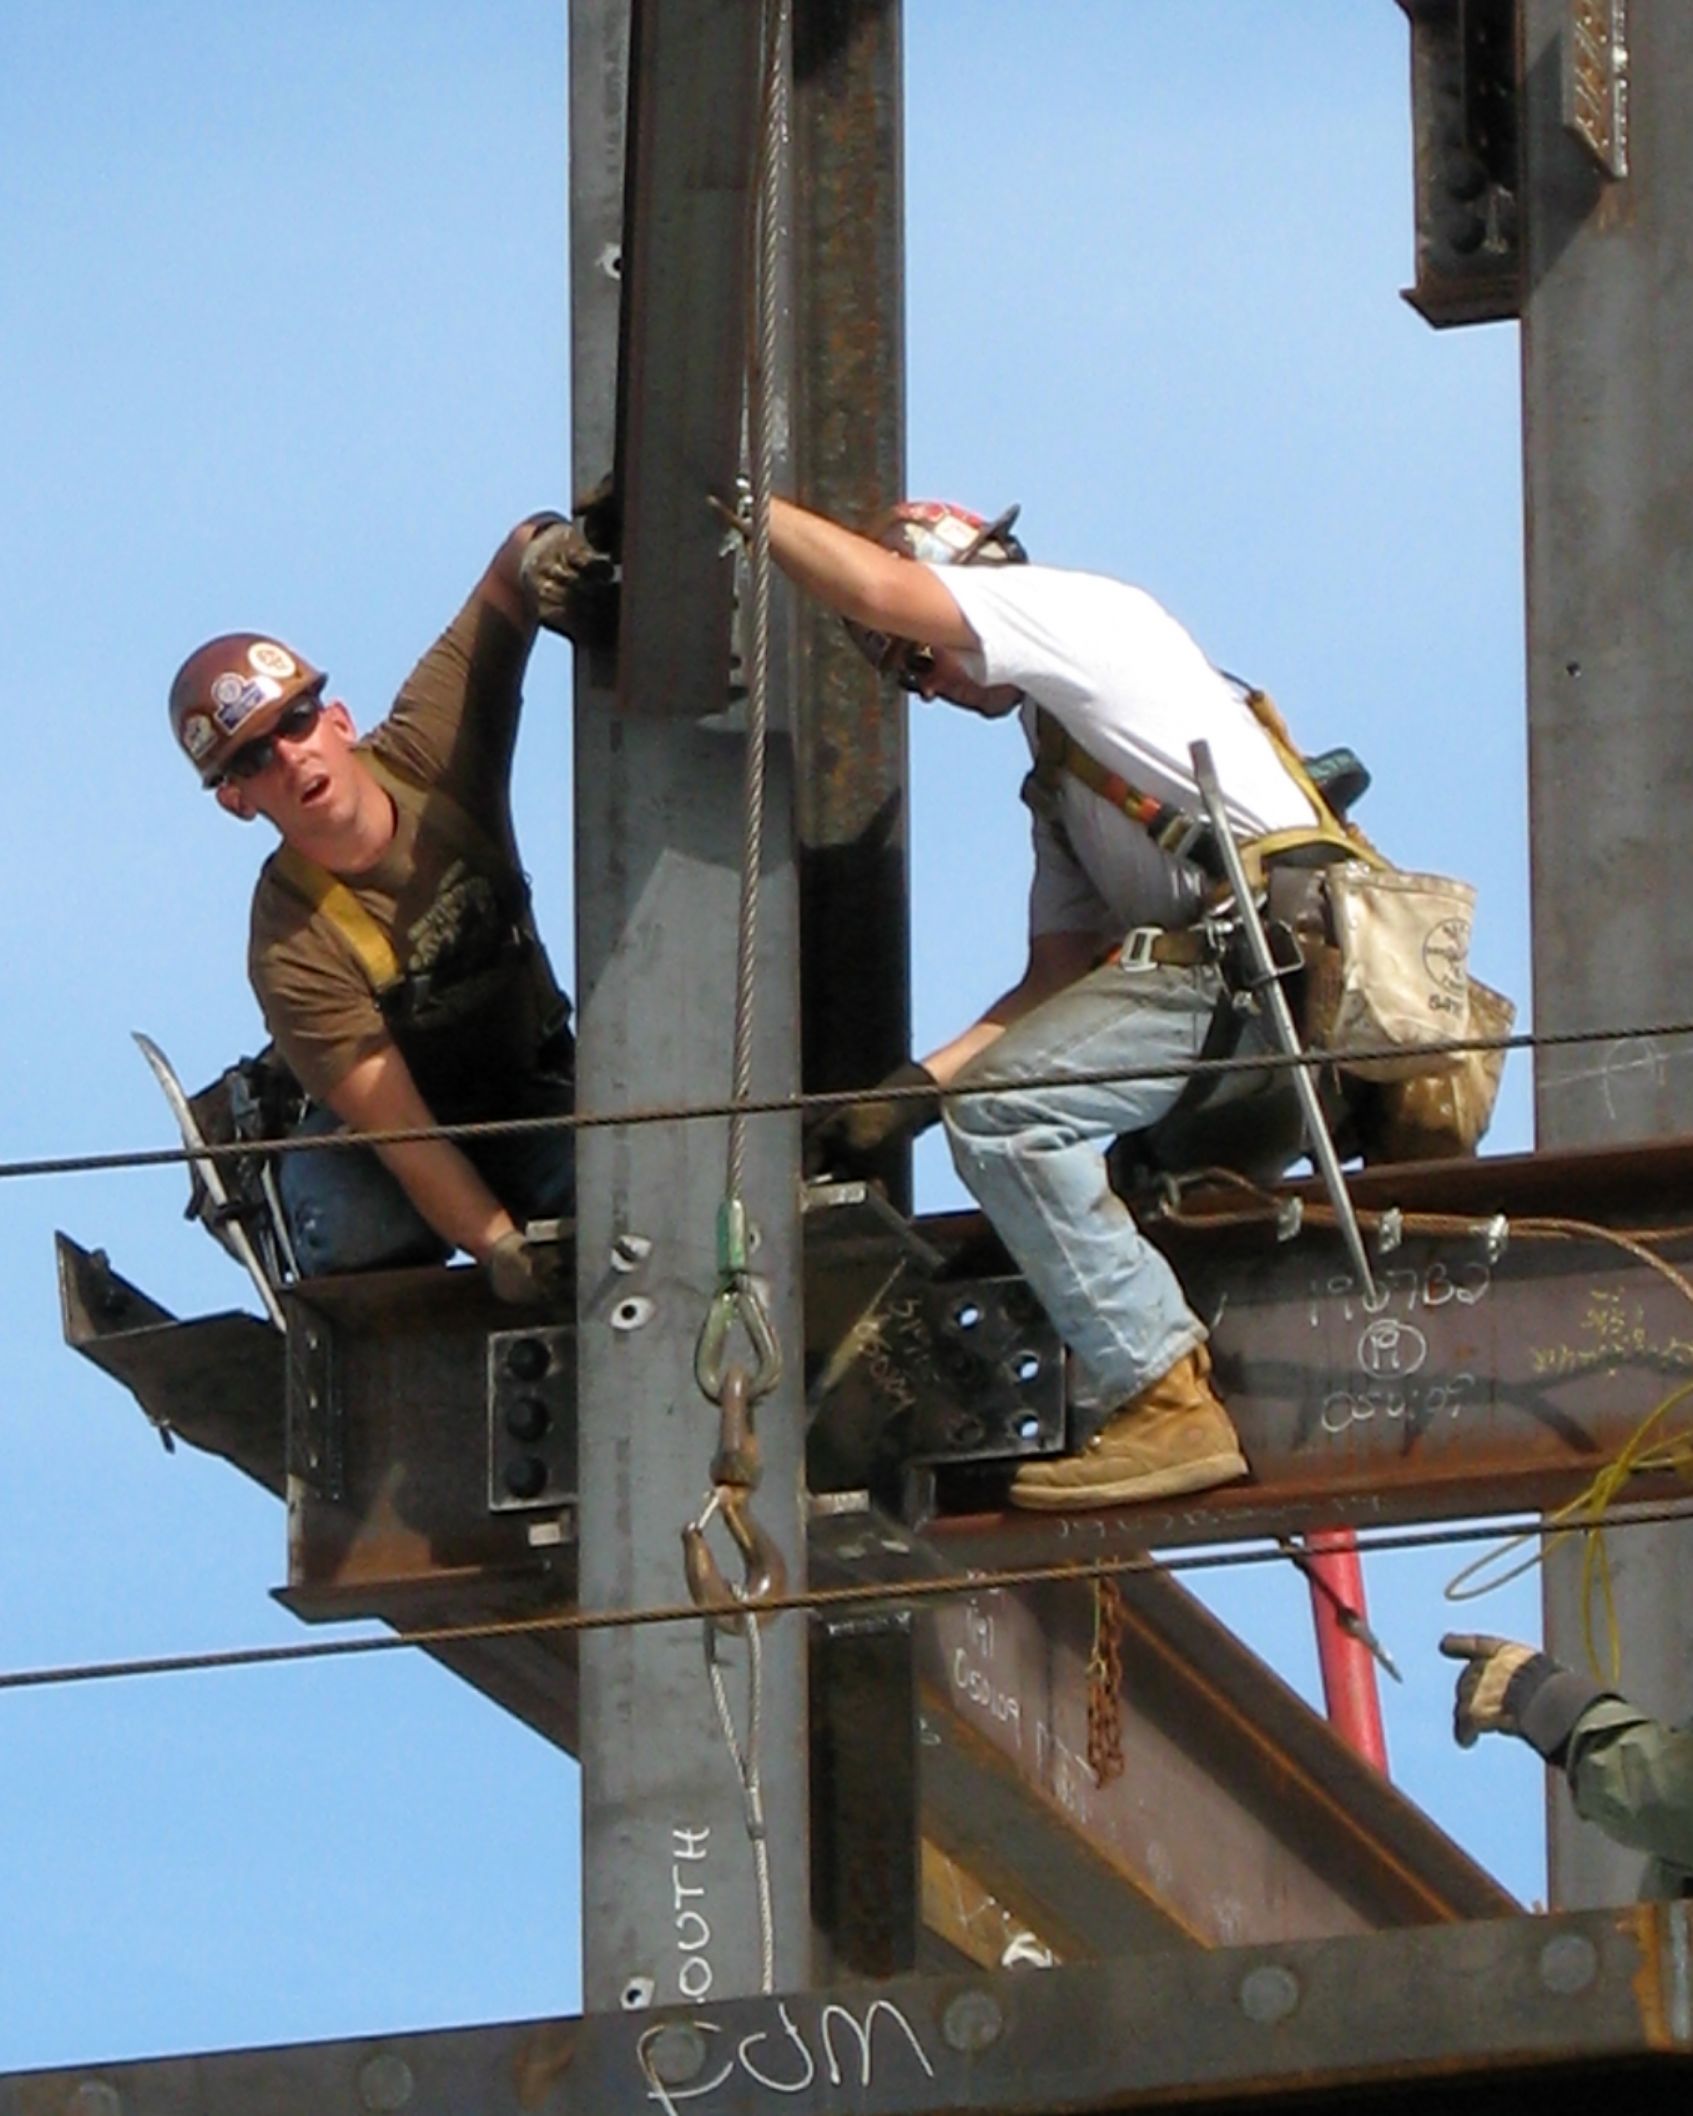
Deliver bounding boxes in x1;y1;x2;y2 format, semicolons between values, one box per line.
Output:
944;955;1270;1436
278;1073;576;1278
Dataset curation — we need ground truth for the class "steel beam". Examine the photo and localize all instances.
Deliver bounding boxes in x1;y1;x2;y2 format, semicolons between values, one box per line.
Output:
791;0;910;1198
816;1531;1514;1942
571;0;813;2007
9;1904;1692;2116
1519;0;1693;1907
58;1225;1511;1963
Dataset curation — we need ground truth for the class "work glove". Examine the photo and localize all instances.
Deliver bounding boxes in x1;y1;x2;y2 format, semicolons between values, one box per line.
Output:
803;1060;942;1179
1439;1633;1609;1762
487;1227;570;1308
519;517;619;648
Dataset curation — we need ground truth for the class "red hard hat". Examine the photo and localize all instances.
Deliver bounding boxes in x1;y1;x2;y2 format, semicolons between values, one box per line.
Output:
169;632;326;785
847;500;1026;673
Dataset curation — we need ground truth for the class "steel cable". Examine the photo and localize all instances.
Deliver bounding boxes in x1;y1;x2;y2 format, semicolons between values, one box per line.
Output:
9;1499;1693;1700
10;1015;1693;1186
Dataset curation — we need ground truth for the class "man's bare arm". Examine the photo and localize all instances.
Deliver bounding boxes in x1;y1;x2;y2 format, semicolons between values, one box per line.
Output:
924;929;1104;1085
770;496;978;651
324;1044;518;1262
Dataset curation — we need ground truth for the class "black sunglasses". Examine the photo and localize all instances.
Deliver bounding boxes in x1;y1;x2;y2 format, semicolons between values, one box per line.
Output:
218;693;325;784
892;644;937;694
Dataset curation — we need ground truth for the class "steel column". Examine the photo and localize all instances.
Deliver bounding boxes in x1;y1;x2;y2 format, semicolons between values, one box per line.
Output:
571;0;811;2006
791;0;910;1199
1519;0;1693;1906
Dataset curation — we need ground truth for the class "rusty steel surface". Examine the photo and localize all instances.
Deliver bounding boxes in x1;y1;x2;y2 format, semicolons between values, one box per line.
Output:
1518;0;1693;1911
612;0;762;720
812;1521;1515;1943
792;0;911;1194
8;1904;1692;2115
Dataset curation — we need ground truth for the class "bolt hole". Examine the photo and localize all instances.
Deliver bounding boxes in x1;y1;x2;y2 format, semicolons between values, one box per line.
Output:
953;1300;982;1330
1013;1350;1042;1384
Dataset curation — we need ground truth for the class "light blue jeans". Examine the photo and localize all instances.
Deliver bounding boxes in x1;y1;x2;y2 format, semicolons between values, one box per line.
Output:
944;954;1269;1438
278;1072;576;1278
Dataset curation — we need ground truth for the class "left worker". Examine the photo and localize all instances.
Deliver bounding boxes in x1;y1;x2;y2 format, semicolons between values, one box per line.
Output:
769;493;1322;1509
167;512;613;1302
1441;1632;1693;1898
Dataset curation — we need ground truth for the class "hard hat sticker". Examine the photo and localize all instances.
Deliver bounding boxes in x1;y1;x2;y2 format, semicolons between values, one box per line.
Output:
248;640;297;680
210;671;282;730
181;713;217;760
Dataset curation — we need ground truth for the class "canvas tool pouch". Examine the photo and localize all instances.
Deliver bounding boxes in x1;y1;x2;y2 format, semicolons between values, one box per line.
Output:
1363;975;1514;1162
1301;862;1475;1082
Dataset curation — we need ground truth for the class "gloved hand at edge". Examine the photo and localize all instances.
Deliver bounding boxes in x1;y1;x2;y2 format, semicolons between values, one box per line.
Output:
803;1059;942;1179
519;519;619;648
1439;1632;1611;1761
488;1226;570;1307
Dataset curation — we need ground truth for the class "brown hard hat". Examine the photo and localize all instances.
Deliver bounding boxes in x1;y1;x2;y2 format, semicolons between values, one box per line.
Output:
169;632;326;785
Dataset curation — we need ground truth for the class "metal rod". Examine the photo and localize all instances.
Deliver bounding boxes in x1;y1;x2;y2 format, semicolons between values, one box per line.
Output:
1188;740;1378;1302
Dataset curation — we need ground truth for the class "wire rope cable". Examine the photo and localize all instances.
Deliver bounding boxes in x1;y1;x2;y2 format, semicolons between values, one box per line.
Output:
10;1498;1693;1701
11;1014;1693;1186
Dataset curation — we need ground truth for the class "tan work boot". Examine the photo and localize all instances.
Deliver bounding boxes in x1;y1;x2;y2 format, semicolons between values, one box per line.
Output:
1009;1345;1248;1511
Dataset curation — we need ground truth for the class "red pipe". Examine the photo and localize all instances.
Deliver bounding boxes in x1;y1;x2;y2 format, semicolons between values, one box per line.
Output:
1304;1527;1389;1772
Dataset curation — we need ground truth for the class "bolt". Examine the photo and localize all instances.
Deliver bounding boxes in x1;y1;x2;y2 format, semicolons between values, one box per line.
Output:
69;2086;123;2116
611;1232;652;1272
1539;1932;1599;1995
1239;1963;1301;2024
941;1988;1004;2053
506;1336;550;1382
504;1456;548;1502
357;2055;415;2111
644;2023;708;2086
506;1395;551;1443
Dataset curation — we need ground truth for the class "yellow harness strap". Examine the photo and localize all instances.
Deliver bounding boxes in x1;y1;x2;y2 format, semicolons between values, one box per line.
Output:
1032;690;1373;888
272;850;403;991
1235;688;1390;886
269;752;504;997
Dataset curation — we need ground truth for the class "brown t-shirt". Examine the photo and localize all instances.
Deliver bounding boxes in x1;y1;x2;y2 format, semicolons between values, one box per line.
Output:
249;589;568;1107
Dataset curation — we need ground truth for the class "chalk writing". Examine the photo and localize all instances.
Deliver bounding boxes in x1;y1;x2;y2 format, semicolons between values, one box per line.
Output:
1309;1258;1490;1330
637;1997;935;2113
671;1826;713;2001
1320;1373;1475;1438
1529;1289;1693;1379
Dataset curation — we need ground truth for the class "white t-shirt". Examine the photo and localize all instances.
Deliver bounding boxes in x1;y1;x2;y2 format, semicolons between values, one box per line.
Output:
938;562;1315;941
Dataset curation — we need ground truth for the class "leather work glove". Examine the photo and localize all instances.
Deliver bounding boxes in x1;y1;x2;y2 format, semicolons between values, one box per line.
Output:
519;518;619;648
1439;1633;1609;1762
803;1060;942;1179
487;1227;570;1307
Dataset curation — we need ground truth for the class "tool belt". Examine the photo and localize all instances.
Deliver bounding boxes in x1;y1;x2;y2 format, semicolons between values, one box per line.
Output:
1042;689;1512;1162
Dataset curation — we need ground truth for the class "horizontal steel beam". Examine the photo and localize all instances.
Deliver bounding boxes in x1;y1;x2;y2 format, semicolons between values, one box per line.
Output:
819;1524;1514;1941
903;1135;1693;1554
53;1230;1515;1946
8;1904;1692;2115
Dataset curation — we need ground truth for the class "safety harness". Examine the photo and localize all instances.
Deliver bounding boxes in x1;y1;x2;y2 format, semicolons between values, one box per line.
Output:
1029;688;1387;1126
269;751;527;1002
1027;687;1386;893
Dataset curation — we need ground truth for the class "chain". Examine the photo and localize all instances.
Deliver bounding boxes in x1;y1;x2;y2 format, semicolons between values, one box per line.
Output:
1085;1578;1128;1786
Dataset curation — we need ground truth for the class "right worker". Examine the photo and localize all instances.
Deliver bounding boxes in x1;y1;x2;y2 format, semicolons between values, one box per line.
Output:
1441;1632;1693;1897
771;494;1328;1510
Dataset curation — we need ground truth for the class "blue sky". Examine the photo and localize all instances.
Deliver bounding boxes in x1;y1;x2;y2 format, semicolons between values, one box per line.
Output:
0;0;1546;2073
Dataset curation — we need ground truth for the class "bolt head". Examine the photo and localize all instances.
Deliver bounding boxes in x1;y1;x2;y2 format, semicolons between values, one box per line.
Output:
645;2023;709;2085
357;2053;415;2110
1539;1932;1599;1995
1239;1963;1300;2024
942;1988;1004;2053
